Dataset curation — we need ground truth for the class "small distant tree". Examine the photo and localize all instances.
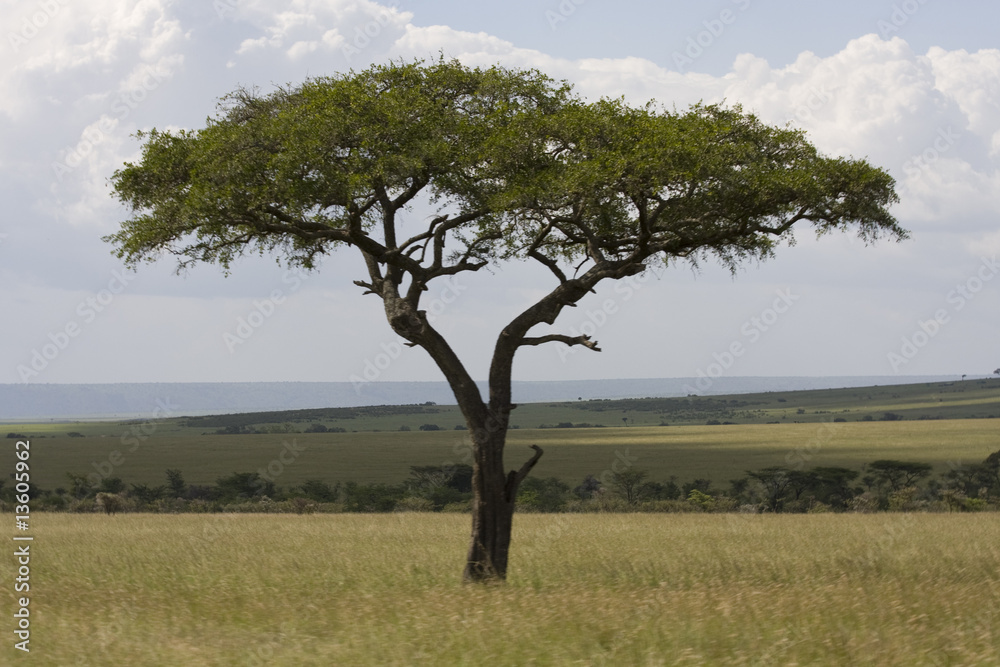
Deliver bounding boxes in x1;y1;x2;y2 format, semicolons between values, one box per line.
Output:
573;474;602;499
786;469;821;501
641;479;682;501
746;467;792;512
129;483;166;504
809;466;859;508
66;472;94;499
867;460;933;493
98;477;126;495
728;477;750;500
166;469;186;497
610;469;648;505
216;472;275;501
95;492;124;515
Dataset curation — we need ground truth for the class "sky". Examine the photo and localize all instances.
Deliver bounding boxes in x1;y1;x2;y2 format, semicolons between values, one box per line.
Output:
1;0;998;388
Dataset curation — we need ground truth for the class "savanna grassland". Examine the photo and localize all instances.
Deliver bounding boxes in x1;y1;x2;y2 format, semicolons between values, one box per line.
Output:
3;379;999;665
4;513;998;666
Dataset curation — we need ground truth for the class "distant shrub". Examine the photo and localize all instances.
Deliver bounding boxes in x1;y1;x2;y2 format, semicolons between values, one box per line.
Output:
418;424;441;431
682;479;713;496
98;477;126;494
70;498;97;513
394;497;435;512
848;492;879;513
440;501;472;513
95;492;125;515
297;479;339;502
342;482;405;512
38;495;68;511
516;477;570;512
687;489;715;511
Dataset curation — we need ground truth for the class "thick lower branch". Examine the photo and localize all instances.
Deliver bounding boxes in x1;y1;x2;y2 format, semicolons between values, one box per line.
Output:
506;444;544;501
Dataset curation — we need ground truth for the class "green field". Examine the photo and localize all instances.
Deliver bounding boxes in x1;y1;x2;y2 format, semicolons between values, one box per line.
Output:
9;420;999;492
5;513;998;666
4;378;999;491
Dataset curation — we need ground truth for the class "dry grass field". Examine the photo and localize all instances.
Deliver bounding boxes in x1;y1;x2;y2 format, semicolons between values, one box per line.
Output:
5;513;998;666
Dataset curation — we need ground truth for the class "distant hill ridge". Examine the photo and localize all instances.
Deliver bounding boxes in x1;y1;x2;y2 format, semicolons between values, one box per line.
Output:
0;376;971;420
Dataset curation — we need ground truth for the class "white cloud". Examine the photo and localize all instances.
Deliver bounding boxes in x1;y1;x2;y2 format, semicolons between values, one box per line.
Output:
226;0;409;62
3;2;1000;383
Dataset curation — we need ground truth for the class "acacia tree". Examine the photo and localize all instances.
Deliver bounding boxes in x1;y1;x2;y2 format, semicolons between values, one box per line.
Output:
106;58;905;582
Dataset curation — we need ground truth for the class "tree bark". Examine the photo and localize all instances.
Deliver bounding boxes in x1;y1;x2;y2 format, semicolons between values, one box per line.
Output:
462;424;543;582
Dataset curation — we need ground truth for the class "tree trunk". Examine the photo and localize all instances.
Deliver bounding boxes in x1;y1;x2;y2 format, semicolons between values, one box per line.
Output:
462;422;543;583
463;428;513;581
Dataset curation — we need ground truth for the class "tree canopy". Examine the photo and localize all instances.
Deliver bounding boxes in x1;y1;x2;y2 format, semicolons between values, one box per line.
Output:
106;58;905;581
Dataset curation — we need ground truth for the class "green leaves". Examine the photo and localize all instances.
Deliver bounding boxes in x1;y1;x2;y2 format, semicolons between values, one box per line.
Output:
106;58;905;282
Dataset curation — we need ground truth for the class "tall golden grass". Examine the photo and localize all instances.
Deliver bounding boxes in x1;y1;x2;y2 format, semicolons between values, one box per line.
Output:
6;513;998;665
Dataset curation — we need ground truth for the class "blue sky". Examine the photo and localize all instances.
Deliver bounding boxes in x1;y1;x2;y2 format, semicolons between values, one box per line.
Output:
1;0;998;388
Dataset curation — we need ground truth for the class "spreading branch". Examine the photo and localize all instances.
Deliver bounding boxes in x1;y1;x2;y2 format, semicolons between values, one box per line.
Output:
520;334;601;351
